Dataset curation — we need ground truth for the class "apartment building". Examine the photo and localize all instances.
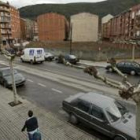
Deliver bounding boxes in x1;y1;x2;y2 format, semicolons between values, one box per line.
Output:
71;12;99;42
37;13;68;41
20;18;26;40
0;1;11;45
102;4;140;42
32;20;38;41
10;5;21;43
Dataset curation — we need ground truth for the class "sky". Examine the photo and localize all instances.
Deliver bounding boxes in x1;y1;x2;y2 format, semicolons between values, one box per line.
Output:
1;0;106;8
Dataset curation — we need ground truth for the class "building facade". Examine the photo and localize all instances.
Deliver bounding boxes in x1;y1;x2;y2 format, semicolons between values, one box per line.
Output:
37;13;68;41
0;1;11;45
71;12;99;42
10;5;21;43
20;18;26;40
102;4;140;42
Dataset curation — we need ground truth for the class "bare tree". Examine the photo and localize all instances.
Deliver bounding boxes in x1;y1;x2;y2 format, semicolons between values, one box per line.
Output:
84;58;140;140
2;49;18;104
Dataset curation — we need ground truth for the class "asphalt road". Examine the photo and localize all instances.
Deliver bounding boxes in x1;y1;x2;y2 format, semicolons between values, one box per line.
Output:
16;70;111;140
0;55;137;140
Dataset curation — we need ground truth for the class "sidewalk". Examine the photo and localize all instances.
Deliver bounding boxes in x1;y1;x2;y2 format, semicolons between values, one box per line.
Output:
78;60;108;68
78;58;140;68
0;86;96;140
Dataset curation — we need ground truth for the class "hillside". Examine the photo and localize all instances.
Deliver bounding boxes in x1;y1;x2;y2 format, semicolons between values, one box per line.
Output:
19;0;140;20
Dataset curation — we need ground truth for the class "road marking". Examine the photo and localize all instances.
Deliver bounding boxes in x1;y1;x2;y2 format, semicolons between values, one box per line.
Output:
0;61;7;65
27;79;34;83
38;83;46;87
52;88;63;94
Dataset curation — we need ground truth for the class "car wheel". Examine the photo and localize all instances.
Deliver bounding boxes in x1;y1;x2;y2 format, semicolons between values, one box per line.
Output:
69;114;78;125
21;58;24;62
108;67;113;72
114;136;126;140
130;70;136;76
3;81;7;88
30;60;34;64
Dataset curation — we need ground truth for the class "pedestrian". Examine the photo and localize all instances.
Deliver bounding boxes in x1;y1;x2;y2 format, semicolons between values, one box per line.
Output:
21;110;41;140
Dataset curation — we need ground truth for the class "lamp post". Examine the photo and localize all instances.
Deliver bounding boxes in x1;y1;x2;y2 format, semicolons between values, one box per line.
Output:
69;22;72;55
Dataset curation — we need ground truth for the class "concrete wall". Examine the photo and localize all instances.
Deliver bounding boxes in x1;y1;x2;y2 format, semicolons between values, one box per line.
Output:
71;12;99;42
27;41;140;61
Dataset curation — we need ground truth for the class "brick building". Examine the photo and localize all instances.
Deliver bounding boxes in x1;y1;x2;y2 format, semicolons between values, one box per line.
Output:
102;4;140;42
0;1;11;45
20;18;26;40
71;12;99;42
37;13;68;41
10;5;21;43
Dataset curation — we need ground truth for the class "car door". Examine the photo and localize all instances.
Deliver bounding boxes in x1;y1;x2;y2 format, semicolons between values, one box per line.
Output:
74;100;91;125
0;71;2;84
89;104;113;137
123;62;132;73
117;62;125;72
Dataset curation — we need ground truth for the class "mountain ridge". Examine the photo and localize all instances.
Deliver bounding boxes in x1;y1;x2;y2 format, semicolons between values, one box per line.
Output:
19;0;140;20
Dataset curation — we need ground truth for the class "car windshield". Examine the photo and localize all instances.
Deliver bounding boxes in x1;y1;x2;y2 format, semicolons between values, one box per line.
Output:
2;69;17;76
69;55;76;59
106;101;128;123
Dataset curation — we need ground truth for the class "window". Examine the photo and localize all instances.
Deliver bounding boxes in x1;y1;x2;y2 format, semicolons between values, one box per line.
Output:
132;63;140;68
37;50;42;55
77;100;90;113
29;50;34;55
117;62;124;67
91;105;106;120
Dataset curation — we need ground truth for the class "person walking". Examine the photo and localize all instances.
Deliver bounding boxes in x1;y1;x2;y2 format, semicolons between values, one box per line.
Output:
21;110;41;140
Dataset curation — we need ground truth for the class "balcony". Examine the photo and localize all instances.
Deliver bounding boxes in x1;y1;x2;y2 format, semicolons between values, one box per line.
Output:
0;7;9;12
0;18;10;23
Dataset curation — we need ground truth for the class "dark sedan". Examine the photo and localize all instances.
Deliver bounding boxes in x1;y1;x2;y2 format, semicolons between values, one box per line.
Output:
0;67;26;88
106;61;140;75
64;54;79;64
62;92;135;140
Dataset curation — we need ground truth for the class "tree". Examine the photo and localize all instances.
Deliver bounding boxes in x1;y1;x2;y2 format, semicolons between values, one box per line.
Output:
2;48;19;105
84;58;140;140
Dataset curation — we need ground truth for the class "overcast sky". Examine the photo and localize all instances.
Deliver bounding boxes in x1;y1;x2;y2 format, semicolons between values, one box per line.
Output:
1;0;106;8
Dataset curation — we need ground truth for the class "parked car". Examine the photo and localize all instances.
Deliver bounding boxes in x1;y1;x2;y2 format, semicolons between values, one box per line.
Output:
106;61;140;75
44;52;54;61
62;92;135;140
20;48;45;64
0;67;26;88
64;54;79;64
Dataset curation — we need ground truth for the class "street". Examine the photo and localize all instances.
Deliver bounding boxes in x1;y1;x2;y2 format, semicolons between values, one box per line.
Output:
0;55;137;140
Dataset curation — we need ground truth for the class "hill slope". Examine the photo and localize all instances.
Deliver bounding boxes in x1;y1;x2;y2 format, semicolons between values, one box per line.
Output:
19;0;140;20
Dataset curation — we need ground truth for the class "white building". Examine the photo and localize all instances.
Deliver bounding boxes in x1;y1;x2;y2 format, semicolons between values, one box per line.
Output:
71;12;99;42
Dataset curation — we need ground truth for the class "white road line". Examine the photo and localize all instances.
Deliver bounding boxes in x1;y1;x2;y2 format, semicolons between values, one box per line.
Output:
52;88;63;94
38;83;46;87
27;79;34;83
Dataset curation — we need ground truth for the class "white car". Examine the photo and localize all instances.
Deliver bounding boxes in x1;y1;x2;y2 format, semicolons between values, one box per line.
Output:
44;52;54;61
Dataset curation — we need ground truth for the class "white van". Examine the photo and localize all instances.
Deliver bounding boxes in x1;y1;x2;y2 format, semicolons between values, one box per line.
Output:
21;48;45;64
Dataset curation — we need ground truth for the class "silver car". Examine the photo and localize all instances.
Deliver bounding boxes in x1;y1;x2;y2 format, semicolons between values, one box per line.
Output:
62;92;135;140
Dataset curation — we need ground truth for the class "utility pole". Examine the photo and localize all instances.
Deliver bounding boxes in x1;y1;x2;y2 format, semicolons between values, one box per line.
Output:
69;22;72;55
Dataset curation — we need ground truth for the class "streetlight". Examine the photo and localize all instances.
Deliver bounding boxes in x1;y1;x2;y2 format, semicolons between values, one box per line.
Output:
69;22;72;55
